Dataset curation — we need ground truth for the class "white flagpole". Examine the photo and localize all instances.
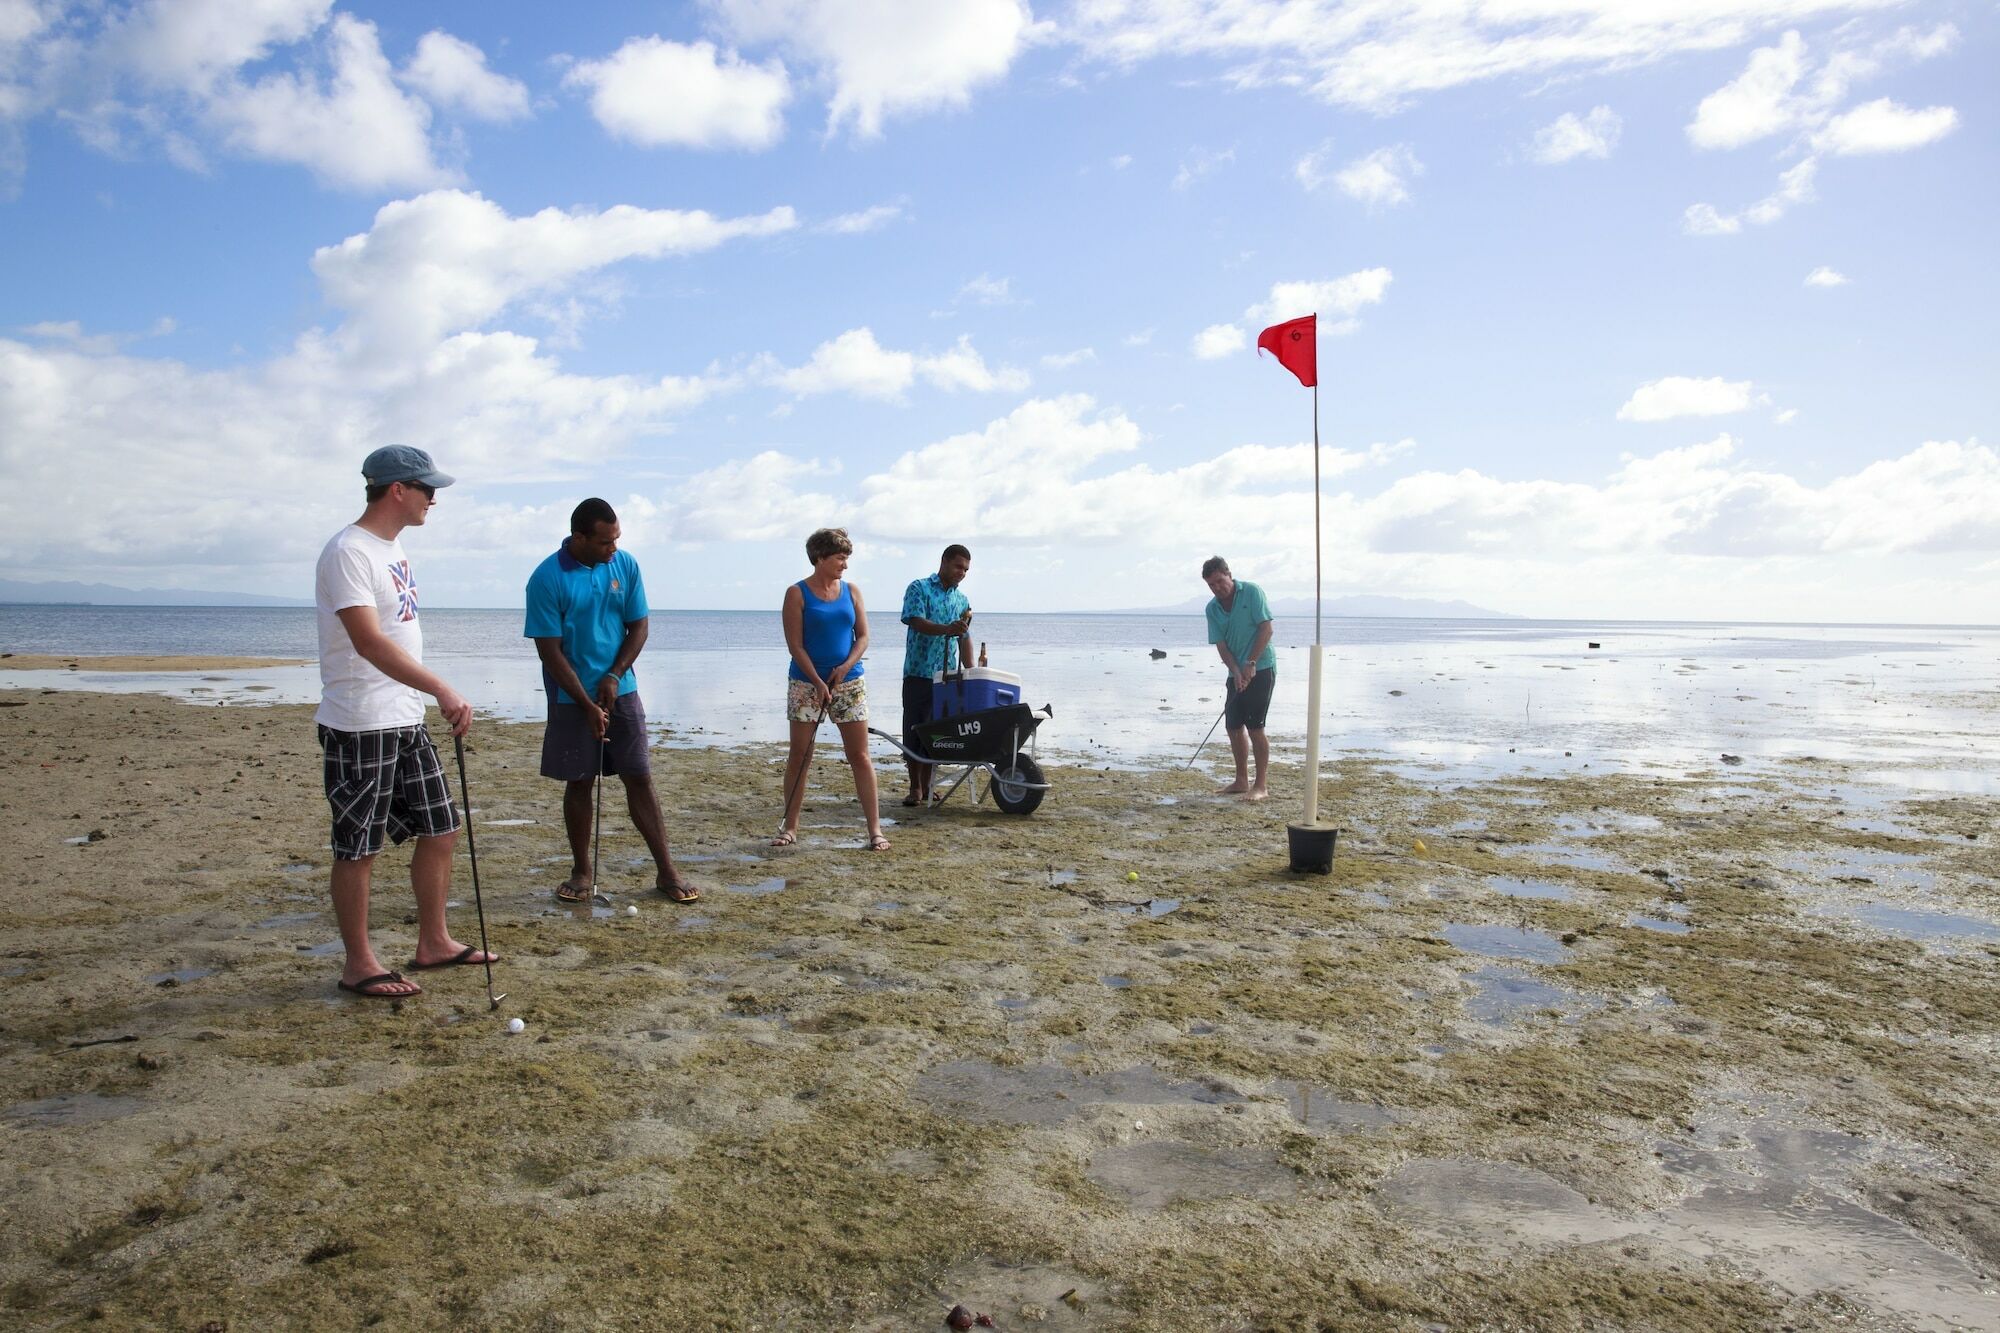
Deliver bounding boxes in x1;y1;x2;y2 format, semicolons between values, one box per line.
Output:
1303;344;1323;828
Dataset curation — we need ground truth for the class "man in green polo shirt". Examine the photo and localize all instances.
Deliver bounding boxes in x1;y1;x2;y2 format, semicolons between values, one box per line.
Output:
1201;555;1276;801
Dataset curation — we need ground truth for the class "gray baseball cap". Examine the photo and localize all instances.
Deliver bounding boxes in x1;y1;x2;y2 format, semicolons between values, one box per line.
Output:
361;444;455;489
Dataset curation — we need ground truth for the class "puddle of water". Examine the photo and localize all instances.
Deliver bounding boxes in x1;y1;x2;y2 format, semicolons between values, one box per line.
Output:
675;914;712;931
725;877;788;896
1499;841;1625;874
1047;869;1079;886
1627;914;1693;935
1085;1141;1297;1211
994;996;1030;1012
482;818;535;826
869;900;902;912
280;862;314;873
1112;898;1182;917
146;967;214;986
1441;923;1569;964
1463;967;1600;1026
1381;1104;2000;1332
817;967;899;992
1356;891;1390;907
1100;974;1133;989
4;1093;145;1126
544;901;617;921
1154;796;1179;805
296;940;345;957
1554;810;1664;835
1830;902;2000;943
252;911;320;930
1487;876;1574;902
1269;1081;1402;1129
916;1060;1243;1126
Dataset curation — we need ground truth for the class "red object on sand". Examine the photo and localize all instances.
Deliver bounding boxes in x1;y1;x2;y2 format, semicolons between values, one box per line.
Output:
1256;314;1317;387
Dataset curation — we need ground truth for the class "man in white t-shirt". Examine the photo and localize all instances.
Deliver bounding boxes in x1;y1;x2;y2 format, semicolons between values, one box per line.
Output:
314;445;490;999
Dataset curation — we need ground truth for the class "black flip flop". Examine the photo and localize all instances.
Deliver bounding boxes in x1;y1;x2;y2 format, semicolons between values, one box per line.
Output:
406;945;497;971
337;971;419;999
657;880;703;903
555;879;592;903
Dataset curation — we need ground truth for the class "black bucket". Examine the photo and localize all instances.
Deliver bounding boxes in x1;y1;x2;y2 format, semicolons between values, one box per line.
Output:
1286;824;1339;874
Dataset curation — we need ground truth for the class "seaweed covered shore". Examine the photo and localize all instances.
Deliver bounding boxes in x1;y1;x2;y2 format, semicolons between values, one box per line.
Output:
2;686;1996;1330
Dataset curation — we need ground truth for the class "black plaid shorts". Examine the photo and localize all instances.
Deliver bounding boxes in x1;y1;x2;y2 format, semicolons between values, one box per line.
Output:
318;723;460;860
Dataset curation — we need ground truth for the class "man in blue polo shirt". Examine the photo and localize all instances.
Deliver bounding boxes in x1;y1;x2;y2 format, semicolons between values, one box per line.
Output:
1202;555;1276;801
524;498;700;903
898;544;972;806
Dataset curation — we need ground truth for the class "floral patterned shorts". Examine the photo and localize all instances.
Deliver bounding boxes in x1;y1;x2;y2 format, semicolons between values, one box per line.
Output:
787;676;868;725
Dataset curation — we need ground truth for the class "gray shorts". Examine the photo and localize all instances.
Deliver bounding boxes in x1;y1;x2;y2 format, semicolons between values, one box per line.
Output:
541;693;652;781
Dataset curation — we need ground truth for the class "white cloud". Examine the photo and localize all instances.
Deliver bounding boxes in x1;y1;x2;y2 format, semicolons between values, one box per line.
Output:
1814;97;1957;154
1334;145;1420;208
202;14;446;190
1244;270;1393;327
1109;153;1131;170
1686;25;1960;155
820;203;903;233
565;36;789;150
707;0;1035;138
1774;408;1799;424
957;273;1017;305
311;189;798;360
1685;156;1817;235
1294;140;1335;192
1123;328;1154;347
399;31;530;122
110;0;333;95
772;327;1024;399
1617;376;1758;423
1529;106;1621;163
1062;2;1903;115
1804;266;1848;287
1688;29;1810;149
1191;323;1246;359
1172;145;1233;190
635;451;842;542
1040;347;1096;370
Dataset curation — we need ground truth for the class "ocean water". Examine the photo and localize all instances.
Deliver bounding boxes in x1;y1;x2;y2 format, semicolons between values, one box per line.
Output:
2;606;1997;785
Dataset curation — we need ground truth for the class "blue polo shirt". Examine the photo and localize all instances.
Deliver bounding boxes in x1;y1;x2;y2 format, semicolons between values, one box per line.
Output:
523;541;648;705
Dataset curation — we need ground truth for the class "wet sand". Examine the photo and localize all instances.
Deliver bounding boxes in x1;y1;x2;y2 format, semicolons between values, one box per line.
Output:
1;687;1996;1330
0;654;308;671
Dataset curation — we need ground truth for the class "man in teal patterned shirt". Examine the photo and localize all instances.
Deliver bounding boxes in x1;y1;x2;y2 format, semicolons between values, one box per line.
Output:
898;544;973;806
1202;555;1277;801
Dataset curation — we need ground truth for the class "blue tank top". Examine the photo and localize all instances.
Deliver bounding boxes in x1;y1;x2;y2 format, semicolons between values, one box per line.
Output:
788;579;865;682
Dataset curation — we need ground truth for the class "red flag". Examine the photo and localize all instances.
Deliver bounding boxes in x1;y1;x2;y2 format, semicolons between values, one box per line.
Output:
1256;314;1316;387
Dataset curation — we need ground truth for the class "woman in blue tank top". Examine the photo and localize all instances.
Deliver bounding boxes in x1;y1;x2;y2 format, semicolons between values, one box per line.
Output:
774;527;888;850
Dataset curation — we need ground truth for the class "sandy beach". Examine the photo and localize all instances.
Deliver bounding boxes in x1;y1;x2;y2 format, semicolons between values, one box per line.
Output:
2;680;1997;1330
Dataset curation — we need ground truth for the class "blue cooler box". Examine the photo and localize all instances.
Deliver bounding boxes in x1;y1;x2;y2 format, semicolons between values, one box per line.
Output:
930;667;1022;720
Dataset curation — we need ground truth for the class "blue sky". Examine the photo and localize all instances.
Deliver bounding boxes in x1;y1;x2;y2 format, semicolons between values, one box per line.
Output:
1;1;1994;620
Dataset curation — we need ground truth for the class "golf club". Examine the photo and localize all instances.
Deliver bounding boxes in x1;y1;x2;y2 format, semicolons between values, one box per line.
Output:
592;731;609;905
1184;703;1228;769
450;732;506;1010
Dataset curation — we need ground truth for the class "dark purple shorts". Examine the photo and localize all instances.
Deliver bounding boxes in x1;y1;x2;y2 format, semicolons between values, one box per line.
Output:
541;693;652;781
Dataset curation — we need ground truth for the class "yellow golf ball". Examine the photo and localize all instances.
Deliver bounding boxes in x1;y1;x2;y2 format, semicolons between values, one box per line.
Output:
1126;870;1139;882
1413;838;1428;855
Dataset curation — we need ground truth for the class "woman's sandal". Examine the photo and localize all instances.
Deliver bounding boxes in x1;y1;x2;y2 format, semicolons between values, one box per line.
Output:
867;833;891;852
770;828;798;848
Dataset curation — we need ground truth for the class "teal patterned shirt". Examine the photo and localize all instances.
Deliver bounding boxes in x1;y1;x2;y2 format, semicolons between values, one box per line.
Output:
900;574;970;678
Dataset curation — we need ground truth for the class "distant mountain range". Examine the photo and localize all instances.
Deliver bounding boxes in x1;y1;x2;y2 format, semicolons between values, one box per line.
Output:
1120;593;1519;619
0;578;310;607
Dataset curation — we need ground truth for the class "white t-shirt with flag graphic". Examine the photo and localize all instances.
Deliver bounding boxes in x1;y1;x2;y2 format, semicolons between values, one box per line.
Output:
314;525;427;732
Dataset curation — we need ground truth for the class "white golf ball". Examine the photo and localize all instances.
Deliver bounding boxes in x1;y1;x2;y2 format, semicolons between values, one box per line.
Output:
506;1017;526;1034
625;904;639;917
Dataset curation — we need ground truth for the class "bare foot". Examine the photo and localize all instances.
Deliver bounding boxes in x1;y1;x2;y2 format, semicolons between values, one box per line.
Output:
1244;788;1270;803
1216;781;1250;795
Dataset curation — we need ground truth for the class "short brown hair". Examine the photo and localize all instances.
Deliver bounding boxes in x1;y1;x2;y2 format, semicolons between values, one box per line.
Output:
806;527;853;563
1201;556;1230;579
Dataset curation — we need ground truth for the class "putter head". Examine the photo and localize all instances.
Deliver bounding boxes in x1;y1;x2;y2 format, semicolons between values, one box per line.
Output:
488;992;507;1009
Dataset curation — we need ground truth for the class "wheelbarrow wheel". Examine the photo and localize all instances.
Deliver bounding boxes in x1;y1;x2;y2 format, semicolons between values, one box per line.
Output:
991;754;1046;815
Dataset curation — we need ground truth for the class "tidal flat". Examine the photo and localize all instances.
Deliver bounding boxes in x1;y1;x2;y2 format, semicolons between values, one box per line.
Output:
2;687;1996;1330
